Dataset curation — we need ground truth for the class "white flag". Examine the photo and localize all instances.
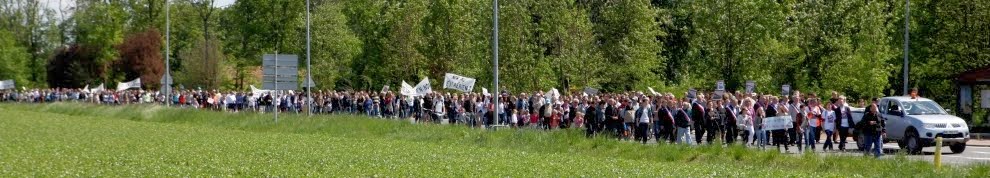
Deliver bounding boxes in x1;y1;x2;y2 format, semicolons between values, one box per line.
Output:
442;73;476;93
414;77;432;96
0;80;14;90
400;81;417;96
117;78;142;91
82;85;90;93
548;88;560;100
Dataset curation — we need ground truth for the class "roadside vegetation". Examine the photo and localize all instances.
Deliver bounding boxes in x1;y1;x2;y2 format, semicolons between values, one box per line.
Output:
1;103;987;177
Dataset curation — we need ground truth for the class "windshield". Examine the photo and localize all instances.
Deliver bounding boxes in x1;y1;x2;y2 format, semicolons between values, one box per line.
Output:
901;101;947;115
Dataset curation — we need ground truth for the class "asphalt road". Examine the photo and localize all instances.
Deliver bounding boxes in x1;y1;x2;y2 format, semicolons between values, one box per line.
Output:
767;141;990;165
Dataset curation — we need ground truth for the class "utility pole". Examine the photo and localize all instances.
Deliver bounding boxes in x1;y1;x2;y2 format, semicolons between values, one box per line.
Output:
165;0;171;107
492;0;500;127
903;0;910;95
306;0;312;116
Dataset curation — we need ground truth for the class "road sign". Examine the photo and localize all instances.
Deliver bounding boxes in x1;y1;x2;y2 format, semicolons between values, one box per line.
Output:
262;54;299;90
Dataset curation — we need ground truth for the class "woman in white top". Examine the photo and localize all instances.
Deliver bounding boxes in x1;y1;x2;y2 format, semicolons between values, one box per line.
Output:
822;102;837;151
738;106;754;146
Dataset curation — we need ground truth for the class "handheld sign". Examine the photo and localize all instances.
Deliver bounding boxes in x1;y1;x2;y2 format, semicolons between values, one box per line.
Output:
762;116;794;131
782;85;791;96
745;81;755;94
688;88;698;99
713;80;725;100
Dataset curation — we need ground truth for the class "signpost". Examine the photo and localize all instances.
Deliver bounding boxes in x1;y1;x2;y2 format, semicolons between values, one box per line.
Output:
263;53;299;123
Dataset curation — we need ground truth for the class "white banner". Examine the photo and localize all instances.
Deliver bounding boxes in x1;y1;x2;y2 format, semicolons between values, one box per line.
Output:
91;84;105;93
583;87;599;95
762;116;794;131
548;88;560;100
116;78;142;91
442;73;476;93
400;81;417;96
414;77;432;96
250;85;271;96
0;79;14;90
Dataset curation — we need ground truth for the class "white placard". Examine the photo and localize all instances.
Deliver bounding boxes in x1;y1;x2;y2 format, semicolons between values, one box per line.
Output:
762;116;794;131
782;85;791;96
716;80;725;91
442;73;476;93
0;80;14;90
745;81;755;94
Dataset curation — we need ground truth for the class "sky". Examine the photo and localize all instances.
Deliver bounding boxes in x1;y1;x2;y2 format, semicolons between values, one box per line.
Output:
41;0;237;19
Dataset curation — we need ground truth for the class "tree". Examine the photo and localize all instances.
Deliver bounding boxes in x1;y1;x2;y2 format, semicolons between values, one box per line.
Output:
176;38;228;89
115;29;165;89
46;45;105;89
687;0;786;91
593;0;665;92
0;28;30;85
310;0;362;90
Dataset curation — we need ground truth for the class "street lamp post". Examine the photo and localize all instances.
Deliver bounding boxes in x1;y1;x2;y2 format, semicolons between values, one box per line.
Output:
492;0;500;127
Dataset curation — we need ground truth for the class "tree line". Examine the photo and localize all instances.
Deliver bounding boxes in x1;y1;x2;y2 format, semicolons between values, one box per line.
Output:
1;0;989;110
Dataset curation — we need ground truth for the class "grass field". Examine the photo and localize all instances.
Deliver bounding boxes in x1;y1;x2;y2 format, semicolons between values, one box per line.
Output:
1;103;988;177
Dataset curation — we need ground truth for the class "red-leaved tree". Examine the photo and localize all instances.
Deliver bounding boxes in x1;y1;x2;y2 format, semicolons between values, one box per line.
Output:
115;29;164;89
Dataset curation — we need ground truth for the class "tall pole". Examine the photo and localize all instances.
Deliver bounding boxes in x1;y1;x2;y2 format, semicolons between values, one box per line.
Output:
274;51;279;123
306;0;312;116
165;0;171;107
492;0;500;127
903;0;910;95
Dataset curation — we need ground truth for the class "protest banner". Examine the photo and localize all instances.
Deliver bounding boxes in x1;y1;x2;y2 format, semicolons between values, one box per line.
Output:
442;73;476;93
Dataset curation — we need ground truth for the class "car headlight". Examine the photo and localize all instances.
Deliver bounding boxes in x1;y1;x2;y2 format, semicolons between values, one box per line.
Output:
923;123;937;129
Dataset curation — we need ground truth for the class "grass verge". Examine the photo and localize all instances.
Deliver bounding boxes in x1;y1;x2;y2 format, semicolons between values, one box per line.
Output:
0;103;987;177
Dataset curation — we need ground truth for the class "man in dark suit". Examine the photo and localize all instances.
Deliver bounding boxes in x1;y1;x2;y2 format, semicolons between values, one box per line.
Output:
834;96;856;151
692;94;708;145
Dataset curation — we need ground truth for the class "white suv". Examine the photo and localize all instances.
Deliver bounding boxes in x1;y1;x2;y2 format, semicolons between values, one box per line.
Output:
872;96;970;154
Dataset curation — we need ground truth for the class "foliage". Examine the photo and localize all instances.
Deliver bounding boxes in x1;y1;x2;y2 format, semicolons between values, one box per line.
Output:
3;0;990;121
115;29;165;89
176;37;229;90
1;103;988;177
46;45;106;88
0;28;30;86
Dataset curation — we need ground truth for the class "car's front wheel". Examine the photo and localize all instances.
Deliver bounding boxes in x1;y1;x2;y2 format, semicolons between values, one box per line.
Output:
904;130;923;155
950;143;966;154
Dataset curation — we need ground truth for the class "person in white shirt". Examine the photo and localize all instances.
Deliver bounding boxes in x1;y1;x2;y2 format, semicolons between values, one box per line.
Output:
738;106;754;146
823;104;837;151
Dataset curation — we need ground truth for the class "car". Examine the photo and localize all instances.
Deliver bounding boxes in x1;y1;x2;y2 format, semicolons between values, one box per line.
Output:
851;96;970;154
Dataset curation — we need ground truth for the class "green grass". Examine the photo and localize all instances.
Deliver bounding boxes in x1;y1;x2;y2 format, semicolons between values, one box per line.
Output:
0;103;987;177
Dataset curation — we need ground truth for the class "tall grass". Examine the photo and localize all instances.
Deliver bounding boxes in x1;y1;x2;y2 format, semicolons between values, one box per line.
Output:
5;103;989;177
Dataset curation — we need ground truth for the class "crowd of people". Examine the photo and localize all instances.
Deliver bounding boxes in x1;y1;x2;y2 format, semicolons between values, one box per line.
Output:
0;87;888;157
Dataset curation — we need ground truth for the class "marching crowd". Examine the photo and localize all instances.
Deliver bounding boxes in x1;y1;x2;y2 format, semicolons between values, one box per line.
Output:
0;87;888;157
